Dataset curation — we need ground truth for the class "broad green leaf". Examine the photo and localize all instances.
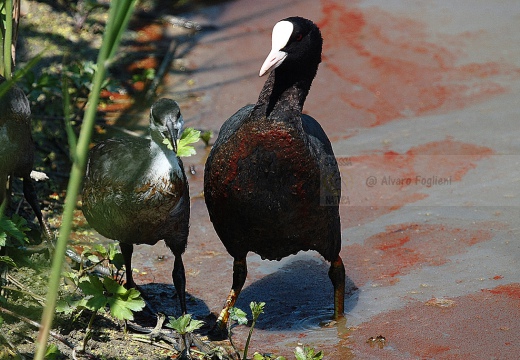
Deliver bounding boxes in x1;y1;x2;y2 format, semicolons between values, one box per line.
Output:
78;275;104;297
176;127;201;157
180;127;200;144
107;297;134;320
105;281;144;320
229;307;248;325
103;277;126;295
167;314;203;335
110;252;125;270
85;294;108;312
56;296;87;314
186;318;204;333
0;217;28;243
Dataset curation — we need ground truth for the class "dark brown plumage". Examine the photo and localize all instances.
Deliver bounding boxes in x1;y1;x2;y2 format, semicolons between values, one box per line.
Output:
204;17;345;328
0;75;51;239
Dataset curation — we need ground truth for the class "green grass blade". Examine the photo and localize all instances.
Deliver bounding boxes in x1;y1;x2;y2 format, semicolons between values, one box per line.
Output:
2;0;13;79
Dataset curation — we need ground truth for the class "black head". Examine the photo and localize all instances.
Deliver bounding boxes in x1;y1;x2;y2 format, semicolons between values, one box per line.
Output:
259;16;323;78
149;98;184;152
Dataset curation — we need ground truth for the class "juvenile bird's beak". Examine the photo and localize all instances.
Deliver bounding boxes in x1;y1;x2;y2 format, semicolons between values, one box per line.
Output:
166;114;184;153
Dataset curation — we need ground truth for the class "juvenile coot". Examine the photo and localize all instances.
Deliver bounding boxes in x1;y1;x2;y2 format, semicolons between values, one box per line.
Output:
204;17;345;327
82;98;190;314
0;75;52;239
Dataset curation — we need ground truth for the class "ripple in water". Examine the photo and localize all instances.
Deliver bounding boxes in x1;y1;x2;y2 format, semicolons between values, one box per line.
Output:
290;308;336;331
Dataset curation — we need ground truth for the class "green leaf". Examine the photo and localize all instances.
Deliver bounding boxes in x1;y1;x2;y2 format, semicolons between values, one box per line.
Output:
180;127;200;145
0;216;28;243
56;296;88;314
78;275;104;297
104;278;144;320
166;314;203;335
294;347;305;360
294;346;323;360
92;244;109;257
103;277;126;295
200;130;213;146
176;127;201;157
0;255;16;267
62;271;79;285
162;137;174;151
167;314;190;335
84;293;108;312
123;289;145;311
250;301;265;320
229;307;248;325
45;344;61;360
110;252;125;270
107;243;119;260
186;318;204;333
107;297;134;320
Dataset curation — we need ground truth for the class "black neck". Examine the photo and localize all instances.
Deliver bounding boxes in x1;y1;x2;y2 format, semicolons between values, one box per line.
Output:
255;64;316;117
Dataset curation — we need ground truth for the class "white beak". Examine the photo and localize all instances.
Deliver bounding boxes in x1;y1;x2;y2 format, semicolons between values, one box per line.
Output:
259;49;287;77
258;20;293;77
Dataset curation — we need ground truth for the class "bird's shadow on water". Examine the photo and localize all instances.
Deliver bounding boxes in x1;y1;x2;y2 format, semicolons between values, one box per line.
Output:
233;257;358;331
133;283;210;327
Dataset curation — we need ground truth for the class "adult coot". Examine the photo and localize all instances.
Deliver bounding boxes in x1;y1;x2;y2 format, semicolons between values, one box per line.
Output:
0;75;52;240
204;17;345;327
82;98;190;314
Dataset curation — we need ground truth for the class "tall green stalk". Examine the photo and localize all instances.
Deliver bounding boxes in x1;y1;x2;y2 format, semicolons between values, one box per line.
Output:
2;0;13;79
34;1;137;358
243;302;265;360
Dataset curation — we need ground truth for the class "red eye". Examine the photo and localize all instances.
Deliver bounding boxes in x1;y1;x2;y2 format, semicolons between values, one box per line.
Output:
295;33;303;41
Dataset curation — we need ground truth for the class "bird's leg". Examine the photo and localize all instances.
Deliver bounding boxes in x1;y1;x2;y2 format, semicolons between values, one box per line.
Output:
22;177;53;241
216;257;247;329
329;255;345;319
120;242;161;315
172;256;190;358
172;255;187;315
119;243;135;289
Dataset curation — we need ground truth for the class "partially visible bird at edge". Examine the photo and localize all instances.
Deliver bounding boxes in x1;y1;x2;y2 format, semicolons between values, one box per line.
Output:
0;74;52;240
